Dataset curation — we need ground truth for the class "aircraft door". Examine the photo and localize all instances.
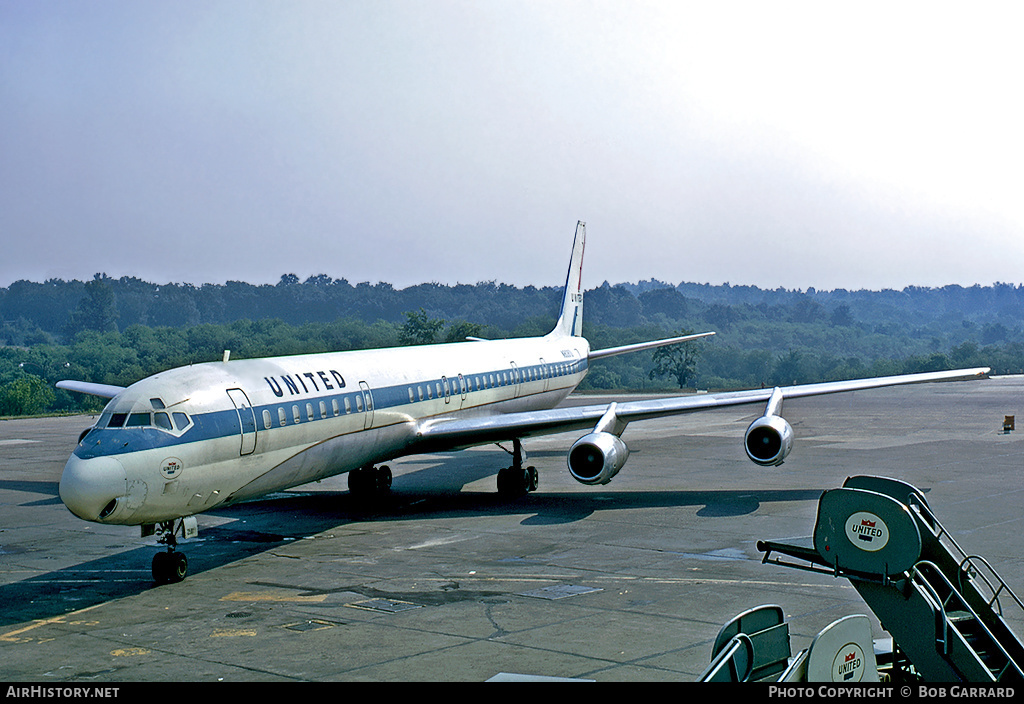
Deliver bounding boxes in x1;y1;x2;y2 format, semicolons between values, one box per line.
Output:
510;362;522;398
226;388;257;456
358;381;374;429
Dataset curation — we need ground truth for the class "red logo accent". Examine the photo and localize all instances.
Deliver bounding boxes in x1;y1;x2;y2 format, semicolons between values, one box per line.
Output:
861;519;876;527
845;652;856;662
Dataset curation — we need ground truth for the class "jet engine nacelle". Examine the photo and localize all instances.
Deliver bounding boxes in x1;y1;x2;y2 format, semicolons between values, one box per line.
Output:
744;414;794;466
568;431;630;485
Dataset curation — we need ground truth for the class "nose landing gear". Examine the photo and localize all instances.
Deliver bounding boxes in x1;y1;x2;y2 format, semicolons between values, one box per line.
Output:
152;548;188;584
147;516;197;584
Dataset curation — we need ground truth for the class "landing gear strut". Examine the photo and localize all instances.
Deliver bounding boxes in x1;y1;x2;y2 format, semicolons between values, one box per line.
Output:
150;517;195;584
348;464;392;497
497;438;538;497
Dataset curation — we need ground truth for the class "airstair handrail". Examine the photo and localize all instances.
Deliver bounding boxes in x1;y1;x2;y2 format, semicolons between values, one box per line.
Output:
960;554;1024;619
912;560;1024;681
913;495;950;544
912;562;954;655
908;494;1024;625
699;633;754;682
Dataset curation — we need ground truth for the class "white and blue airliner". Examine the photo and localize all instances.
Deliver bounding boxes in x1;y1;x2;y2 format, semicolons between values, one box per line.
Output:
56;222;989;583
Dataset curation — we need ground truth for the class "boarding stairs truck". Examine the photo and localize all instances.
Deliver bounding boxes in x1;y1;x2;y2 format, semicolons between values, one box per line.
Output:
703;475;1024;682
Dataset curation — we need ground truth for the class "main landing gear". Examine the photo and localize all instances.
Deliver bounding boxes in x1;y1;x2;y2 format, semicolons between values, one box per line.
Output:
148;516;197;584
348;464;393;497
496;438;538;498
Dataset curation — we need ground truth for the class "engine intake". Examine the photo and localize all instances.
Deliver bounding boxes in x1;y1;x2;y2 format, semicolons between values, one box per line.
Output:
568;431;629;485
744;414;794;466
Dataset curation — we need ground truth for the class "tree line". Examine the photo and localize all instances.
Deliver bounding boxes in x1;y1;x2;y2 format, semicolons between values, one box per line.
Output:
1;273;1022;416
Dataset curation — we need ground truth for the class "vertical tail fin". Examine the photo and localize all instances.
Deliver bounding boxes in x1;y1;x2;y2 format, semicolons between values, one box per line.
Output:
550;221;586;338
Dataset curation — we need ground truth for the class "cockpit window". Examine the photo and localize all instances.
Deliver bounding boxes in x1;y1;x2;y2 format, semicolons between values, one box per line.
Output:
172;412;192;432
102;408;192;435
126;413;150;427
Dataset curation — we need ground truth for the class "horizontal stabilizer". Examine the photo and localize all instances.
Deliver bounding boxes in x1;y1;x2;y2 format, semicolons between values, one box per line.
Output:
589;331;715;361
56;380;126;399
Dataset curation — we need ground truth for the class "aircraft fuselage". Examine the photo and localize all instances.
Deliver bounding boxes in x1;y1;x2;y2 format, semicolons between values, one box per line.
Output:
59;333;590;526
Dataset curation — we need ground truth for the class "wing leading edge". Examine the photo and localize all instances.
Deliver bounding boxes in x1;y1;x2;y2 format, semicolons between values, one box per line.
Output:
56;380;127;399
413;366;991;453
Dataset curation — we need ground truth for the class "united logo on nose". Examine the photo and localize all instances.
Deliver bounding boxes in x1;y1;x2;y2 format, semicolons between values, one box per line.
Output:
161;457;184;480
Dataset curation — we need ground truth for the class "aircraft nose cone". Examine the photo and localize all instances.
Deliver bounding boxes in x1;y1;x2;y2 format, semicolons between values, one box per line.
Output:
59;454;127;522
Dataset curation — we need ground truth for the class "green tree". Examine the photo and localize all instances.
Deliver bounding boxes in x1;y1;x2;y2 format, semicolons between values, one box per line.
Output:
444;320;484;343
65;274;119;337
400;308;444;346
648;329;705;389
772;349;811;385
829;303;855;327
586;366;623;390
0;375;55;416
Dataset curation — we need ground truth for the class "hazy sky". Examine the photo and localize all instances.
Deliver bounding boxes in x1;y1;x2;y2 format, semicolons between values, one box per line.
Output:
3;1;1024;292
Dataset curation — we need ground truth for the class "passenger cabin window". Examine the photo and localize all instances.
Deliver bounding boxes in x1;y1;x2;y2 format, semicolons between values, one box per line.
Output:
262;410;273;430
278;407;287;426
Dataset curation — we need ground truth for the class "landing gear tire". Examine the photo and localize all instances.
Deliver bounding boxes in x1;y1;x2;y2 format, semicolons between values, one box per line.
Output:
153;550;188;584
149;517;194;585
376;465;393;493
349;465;392;497
496;439;538;498
497;464;538;497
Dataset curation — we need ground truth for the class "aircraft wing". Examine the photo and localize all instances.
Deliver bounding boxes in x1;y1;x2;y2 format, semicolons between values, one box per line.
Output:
413;366;990;452
56;380;126;399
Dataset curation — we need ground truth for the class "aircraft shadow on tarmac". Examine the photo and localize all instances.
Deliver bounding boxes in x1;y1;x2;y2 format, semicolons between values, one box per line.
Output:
0;476;821;630
0;479;64;506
